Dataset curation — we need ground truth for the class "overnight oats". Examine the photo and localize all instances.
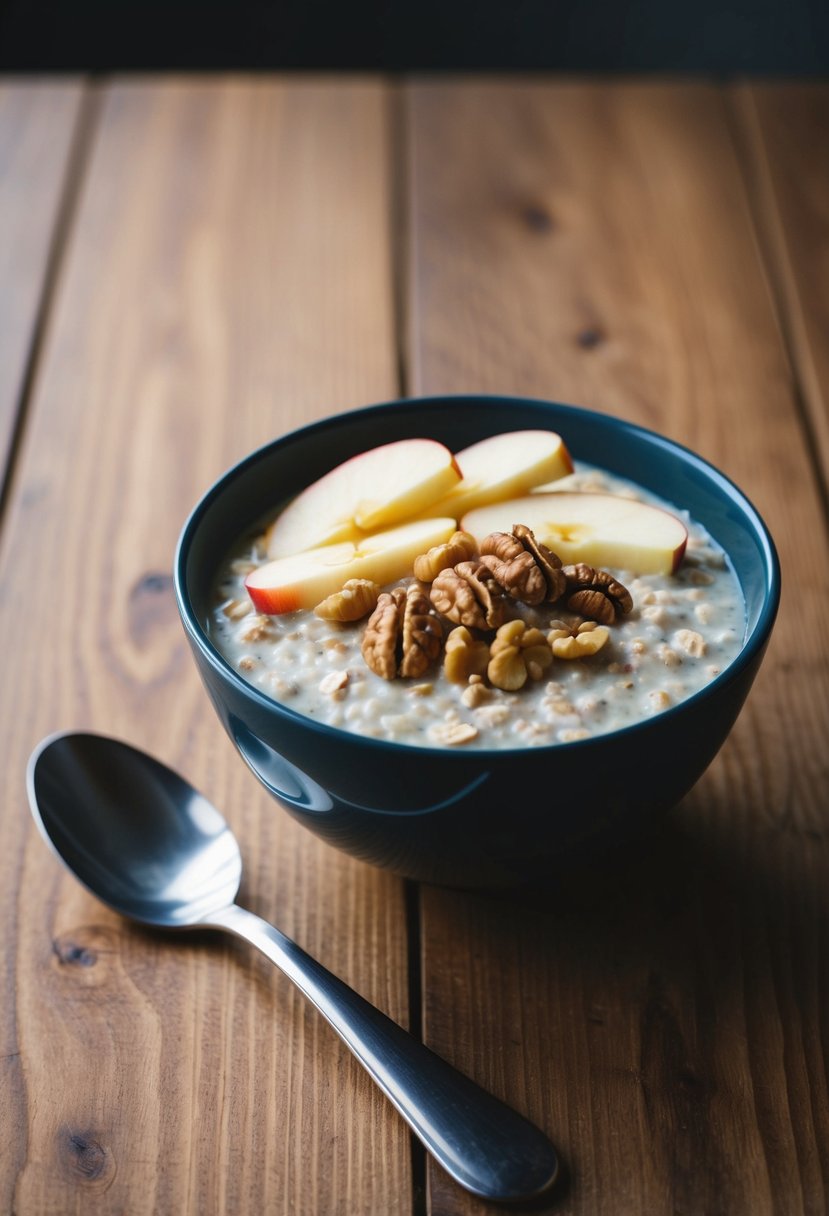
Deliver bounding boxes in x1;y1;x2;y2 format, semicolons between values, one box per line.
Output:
206;430;745;750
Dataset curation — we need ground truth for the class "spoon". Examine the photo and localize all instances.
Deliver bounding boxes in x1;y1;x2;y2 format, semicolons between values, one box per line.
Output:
27;731;559;1203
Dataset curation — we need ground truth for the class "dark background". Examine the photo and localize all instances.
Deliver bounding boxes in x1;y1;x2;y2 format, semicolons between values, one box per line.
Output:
1;0;827;73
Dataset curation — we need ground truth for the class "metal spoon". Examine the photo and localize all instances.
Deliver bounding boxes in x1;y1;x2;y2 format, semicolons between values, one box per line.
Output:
27;731;559;1203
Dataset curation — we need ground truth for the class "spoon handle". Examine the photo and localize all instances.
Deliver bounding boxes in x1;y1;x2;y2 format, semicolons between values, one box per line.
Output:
206;902;558;1203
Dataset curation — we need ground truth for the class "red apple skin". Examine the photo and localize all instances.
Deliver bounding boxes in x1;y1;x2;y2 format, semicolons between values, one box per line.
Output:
246;518;457;615
245;581;301;614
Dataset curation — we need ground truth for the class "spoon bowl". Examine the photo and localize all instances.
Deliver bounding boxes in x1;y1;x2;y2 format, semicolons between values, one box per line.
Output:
28;732;242;927
26;730;559;1204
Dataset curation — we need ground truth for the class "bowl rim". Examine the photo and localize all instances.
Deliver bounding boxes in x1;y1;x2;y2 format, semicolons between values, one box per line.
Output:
174;393;781;758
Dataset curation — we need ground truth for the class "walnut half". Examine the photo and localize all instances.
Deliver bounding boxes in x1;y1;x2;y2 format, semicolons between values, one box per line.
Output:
429;561;508;630
479;525;566;604
488;619;553;690
548;619;610;658
562;564;633;624
361;584;443;680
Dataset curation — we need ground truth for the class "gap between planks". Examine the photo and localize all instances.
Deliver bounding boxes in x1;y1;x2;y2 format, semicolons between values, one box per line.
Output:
725;82;829;519
0;80;102;536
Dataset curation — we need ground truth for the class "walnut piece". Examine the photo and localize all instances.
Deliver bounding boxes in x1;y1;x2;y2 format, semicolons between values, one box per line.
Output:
562;563;633;624
430;560;508;630
512;524;567;600
548;619;610;659
314;579;380;621
443;626;490;685
413;531;477;582
479;525;566;604
361;584;443;680
488;619;553;691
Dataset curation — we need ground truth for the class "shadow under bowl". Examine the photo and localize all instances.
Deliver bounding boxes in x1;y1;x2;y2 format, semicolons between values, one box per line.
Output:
175;395;780;888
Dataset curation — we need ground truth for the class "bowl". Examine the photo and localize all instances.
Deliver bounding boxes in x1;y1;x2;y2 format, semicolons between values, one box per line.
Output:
174;395;780;888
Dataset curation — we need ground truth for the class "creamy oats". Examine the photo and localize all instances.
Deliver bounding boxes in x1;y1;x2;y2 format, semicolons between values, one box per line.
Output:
207;466;745;750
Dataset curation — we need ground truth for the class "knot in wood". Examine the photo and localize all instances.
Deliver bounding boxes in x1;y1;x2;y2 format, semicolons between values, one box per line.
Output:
59;1127;115;1188
128;569;177;647
51;925;118;988
521;202;554;233
53;937;98;967
576;325;605;349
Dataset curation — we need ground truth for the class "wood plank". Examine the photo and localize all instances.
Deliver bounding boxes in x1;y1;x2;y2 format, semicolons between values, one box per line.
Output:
407;80;829;1215
1;77;409;1216
733;83;829;484
0;79;84;488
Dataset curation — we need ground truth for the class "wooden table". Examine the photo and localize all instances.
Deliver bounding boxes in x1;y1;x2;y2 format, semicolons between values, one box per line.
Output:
1;75;826;1216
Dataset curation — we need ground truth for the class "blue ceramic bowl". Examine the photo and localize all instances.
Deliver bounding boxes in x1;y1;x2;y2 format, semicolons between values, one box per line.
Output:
175;396;780;887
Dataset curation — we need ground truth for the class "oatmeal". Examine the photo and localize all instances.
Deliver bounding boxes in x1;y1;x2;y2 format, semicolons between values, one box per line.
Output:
207;461;745;750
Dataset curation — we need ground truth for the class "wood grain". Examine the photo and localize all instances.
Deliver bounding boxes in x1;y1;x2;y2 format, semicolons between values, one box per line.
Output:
407;80;829;1215
733;84;829;485
5;74;828;1216
1;78;409;1215
0;79;84;492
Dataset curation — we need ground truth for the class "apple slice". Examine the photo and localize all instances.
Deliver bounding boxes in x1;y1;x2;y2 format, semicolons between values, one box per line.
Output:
247;517;458;614
421;430;573;520
266;438;461;558
461;492;688;575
